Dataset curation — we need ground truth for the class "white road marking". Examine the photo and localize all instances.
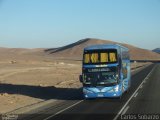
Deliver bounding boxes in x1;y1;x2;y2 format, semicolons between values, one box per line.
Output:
121;106;130;115
43;100;83;120
43;65;155;120
134;92;138;98
140;85;143;88
113;66;155;120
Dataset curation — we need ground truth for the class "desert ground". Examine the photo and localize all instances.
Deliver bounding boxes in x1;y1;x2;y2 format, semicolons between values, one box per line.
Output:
0;56;150;114
1;39;158;114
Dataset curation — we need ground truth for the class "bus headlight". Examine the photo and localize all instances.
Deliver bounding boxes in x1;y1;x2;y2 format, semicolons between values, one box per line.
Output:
114;86;119;92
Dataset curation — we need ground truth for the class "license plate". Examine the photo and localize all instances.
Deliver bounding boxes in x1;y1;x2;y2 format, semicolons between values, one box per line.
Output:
97;93;104;97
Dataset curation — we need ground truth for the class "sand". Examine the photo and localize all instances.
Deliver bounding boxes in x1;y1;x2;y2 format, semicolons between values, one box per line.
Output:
0;58;150;114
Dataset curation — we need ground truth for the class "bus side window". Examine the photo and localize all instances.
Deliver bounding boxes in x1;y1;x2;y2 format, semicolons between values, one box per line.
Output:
109;52;116;62
84;54;90;63
100;53;108;62
91;53;99;63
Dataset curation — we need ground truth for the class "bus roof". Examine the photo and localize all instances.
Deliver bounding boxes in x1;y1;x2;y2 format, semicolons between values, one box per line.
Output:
84;44;129;51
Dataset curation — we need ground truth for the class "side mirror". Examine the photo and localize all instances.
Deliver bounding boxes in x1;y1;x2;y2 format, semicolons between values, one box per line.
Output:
79;75;83;83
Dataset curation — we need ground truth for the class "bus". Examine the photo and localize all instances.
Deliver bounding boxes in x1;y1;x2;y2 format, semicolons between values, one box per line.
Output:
79;44;131;99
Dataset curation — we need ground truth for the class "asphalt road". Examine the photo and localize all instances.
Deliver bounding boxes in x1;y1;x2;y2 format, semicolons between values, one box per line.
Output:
21;64;160;120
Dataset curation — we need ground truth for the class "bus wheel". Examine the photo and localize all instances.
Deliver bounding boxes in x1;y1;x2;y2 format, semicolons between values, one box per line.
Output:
115;95;122;100
125;89;129;93
85;97;95;100
118;96;122;99
125;87;130;93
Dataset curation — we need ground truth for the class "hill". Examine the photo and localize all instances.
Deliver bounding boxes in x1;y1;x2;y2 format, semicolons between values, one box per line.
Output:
45;38;160;60
153;48;160;54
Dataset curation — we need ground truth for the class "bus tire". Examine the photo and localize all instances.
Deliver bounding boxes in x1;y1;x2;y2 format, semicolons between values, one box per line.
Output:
85;98;95;100
115;95;122;100
118;96;122;99
126;89;129;93
125;87;130;93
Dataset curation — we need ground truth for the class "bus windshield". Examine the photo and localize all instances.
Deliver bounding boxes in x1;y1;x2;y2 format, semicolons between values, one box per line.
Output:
83;67;118;86
83;49;118;64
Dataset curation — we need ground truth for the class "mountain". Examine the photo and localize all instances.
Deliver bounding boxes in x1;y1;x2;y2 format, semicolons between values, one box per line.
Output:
45;38;160;60
1;38;159;61
152;48;160;54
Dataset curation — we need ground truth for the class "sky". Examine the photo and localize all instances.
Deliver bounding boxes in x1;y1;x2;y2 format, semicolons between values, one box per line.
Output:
0;0;160;50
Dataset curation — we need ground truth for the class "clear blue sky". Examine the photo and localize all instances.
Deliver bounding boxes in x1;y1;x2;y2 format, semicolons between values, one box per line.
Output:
0;0;160;49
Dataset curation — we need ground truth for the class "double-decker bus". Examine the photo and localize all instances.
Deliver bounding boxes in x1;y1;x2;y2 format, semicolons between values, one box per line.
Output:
79;44;131;99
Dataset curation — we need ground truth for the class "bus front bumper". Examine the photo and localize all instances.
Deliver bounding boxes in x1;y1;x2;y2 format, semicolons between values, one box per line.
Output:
83;87;122;98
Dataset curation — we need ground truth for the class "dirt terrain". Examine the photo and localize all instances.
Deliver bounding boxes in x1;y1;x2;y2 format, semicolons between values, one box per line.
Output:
0;59;150;113
0;38;157;114
0;59;82;113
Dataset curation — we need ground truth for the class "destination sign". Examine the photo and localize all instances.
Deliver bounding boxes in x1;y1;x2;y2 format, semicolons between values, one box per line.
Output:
87;68;111;72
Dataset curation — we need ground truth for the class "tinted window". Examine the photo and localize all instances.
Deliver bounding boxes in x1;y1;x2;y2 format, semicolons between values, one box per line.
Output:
83;49;118;64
